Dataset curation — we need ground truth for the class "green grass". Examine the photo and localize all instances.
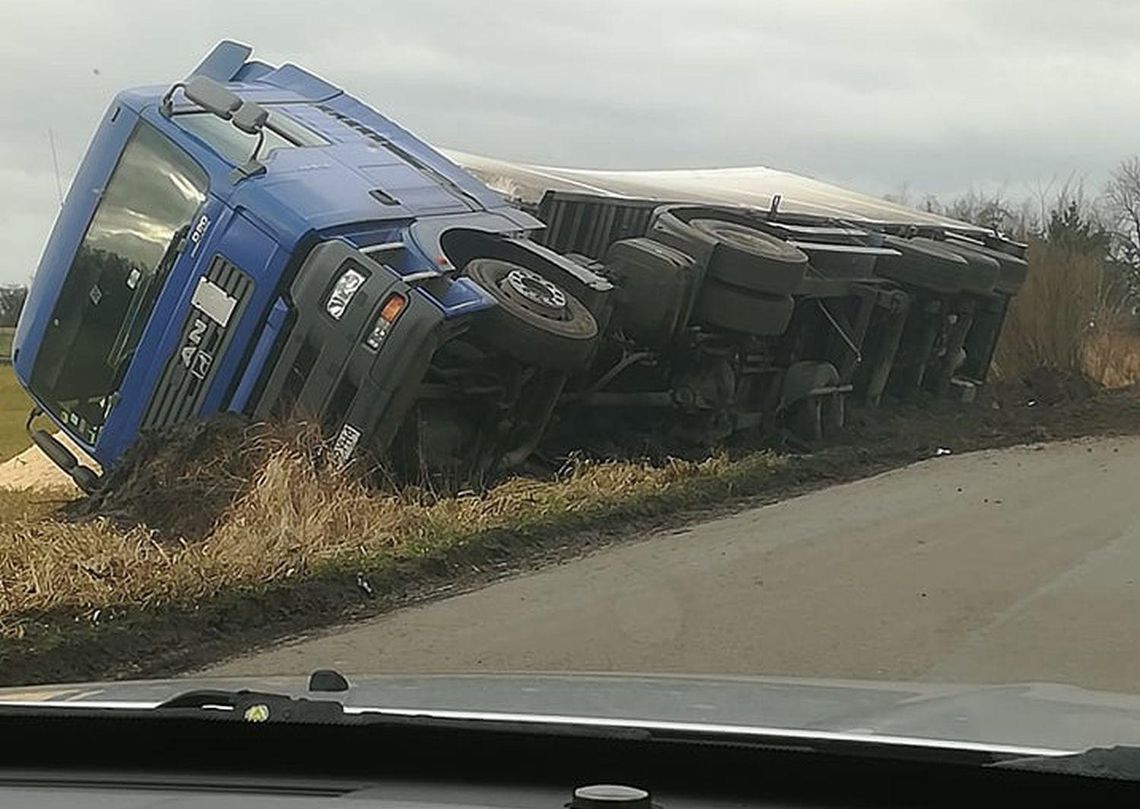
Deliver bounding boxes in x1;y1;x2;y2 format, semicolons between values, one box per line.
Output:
0;364;31;462
0;489;70;525
0;327;13;361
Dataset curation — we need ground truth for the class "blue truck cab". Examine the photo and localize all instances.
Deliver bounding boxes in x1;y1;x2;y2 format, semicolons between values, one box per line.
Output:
13;42;608;489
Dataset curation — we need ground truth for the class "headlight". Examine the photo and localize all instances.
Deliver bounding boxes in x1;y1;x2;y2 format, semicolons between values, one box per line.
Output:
325;267;367;320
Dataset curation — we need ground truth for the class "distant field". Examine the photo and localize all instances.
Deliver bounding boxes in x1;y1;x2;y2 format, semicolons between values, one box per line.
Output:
0;364;30;462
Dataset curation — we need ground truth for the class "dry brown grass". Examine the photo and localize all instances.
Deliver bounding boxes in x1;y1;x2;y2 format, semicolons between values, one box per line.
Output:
992;239;1140;388
0;433;767;638
1082;323;1140;389
993;239;1106;380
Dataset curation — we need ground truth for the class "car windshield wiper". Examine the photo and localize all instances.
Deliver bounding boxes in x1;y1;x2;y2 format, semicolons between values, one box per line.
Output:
990;745;1140;780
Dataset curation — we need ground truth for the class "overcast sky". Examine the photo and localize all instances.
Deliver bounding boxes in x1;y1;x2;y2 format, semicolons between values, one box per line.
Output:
1;0;1137;284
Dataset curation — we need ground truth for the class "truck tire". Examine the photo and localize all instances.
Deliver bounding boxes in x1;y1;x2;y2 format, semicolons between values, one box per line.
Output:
933;240;1000;294
822;392;845;437
466;258;598;371
983;234;1029;261
692;281;794;336
689;218;809;294
649;210;808;295
993;254;1028;296
877;236;970;294
946;238;1028;295
788;397;823;443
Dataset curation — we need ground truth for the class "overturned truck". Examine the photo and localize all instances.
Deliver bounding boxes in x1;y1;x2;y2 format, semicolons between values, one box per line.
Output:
12;42;1027;491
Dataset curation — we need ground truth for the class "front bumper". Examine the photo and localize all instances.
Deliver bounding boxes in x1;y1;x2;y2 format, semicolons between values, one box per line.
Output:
252;240;445;453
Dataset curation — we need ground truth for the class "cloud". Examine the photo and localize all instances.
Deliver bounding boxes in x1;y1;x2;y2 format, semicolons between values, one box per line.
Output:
0;0;1135;283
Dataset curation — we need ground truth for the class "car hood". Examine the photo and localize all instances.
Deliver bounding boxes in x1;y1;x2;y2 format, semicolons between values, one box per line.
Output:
0;673;1136;754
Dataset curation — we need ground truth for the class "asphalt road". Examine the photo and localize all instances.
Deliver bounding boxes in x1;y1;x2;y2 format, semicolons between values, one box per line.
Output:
205;436;1140;692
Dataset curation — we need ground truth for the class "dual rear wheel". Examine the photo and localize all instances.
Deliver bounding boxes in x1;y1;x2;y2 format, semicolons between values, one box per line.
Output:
649;210;810;337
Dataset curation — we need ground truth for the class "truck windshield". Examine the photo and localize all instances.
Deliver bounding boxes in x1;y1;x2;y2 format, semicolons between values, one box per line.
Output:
29;121;207;443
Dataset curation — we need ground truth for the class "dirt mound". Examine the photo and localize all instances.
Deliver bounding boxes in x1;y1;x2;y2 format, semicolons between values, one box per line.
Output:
1020;367;1096;405
66;416;313;540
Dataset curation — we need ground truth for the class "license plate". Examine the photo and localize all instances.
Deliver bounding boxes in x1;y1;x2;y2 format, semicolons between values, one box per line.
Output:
331;423;362;467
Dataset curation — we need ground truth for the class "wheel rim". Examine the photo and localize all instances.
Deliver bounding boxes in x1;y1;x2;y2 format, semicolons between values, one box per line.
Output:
715;225;763;252
501;268;568;318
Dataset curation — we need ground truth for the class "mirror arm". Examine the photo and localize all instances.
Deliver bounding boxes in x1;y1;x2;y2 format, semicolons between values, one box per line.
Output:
230;129;267;182
251;128;266;163
160;82;185;118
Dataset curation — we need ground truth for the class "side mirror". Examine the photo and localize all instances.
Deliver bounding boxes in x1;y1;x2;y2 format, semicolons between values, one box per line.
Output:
159;73;271;181
183;75;242;120
232;100;268;134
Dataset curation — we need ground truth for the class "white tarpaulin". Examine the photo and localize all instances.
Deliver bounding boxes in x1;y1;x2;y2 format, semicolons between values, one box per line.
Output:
443;149;987;235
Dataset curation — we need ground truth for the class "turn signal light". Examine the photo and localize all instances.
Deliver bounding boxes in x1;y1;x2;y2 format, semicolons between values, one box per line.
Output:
379;293;407;323
365;293;408;350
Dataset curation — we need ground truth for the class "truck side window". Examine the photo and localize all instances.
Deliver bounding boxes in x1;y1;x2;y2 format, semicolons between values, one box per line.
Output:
29;122;208;440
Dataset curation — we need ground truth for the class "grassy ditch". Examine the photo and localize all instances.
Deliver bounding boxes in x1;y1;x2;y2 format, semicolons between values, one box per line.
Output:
3;376;1140;684
0;425;780;642
0;431;812;684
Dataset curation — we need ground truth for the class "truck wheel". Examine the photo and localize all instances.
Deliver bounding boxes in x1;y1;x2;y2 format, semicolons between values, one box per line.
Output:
933;240;1000;294
689;219;809;294
945;238;1028;295
788;397;823;443
466;258;598;371
692;281;794;336
877;236;969;294
649;210;808;295
879;236;1001;295
822;393;845;437
993;254;1028;295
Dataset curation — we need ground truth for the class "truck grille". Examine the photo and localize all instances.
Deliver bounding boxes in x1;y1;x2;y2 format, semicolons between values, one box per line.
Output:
141;256;252;431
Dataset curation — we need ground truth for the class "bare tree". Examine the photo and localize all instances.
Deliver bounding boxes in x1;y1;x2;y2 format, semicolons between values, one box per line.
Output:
911;187;1038;240
0;286;26;328
1105;156;1140;271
